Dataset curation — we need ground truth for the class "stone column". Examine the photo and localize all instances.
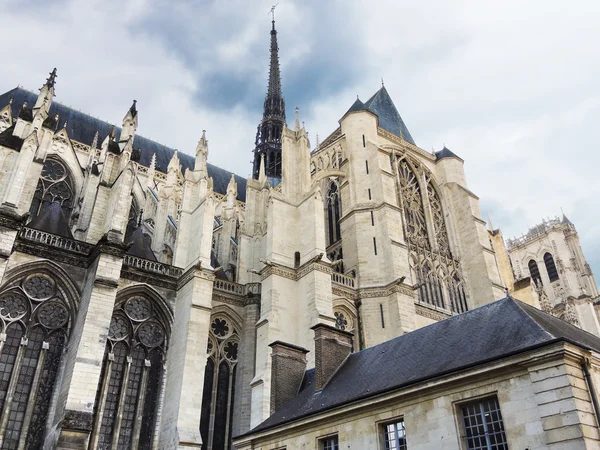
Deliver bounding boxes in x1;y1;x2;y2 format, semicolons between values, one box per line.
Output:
55;240;126;449
159;264;214;449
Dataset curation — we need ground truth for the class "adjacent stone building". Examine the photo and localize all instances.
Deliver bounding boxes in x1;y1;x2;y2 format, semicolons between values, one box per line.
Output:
0;17;596;450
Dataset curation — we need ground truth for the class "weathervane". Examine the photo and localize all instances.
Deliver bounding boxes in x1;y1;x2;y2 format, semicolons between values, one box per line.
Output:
268;3;279;21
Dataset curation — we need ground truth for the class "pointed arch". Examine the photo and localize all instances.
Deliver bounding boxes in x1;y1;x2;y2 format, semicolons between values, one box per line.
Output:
0;261;79;448
200;310;241;450
91;284;172;450
528;259;542;286
544;252;559;282
29;156;77;224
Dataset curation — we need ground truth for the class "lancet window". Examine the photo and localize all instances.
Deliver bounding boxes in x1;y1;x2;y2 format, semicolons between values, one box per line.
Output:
544;253;559;282
200;316;240;450
91;292;170;450
0;271;75;449
326;181;342;246
29;157;75;222
396;156;468;314
528;260;542;286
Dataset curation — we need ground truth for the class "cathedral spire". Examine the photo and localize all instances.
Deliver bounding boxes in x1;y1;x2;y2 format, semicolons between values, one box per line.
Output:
252;17;286;180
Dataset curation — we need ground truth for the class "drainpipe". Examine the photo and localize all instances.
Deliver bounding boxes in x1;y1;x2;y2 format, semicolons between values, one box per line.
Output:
582;355;600;429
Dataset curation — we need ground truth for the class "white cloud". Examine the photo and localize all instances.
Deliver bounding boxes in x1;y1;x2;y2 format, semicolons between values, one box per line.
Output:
0;0;598;276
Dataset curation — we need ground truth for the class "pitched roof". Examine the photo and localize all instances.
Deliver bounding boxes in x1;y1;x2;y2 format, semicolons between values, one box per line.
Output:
28;202;74;239
435;146;463;162
243;297;600;436
344;97;368;116
126;227;158;261
363;86;416;145
0;87;247;201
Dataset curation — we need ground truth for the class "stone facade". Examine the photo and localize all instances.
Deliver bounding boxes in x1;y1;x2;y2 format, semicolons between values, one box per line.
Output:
0;21;596;450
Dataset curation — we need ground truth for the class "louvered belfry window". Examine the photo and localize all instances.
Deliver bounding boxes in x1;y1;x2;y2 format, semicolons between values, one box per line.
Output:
91;294;170;450
0;272;73;449
528;259;543;286
544;253;559;282
199;316;240;450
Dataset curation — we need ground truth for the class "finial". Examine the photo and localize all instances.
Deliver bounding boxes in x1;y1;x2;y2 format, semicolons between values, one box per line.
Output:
302;121;305;131
202;129;206;140
22;101;28;110
130;99;137;117
91;131;99;150
109;125;115;139
295;106;300;131
381;77;384;87
63;120;68;129
45;68;57;89
315;133;320;152
8;96;13;105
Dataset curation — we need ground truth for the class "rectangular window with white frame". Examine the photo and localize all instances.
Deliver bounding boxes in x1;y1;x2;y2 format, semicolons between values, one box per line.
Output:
320;435;338;450
382;418;407;450
459;396;508;450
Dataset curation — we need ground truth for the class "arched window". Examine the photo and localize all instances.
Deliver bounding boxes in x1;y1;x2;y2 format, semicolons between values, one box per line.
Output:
91;293;170;450
0;271;75;448
528;259;542;286
398;157;468;313
200;316;239;450
326;182;342;246
398;160;428;249
29;157;75;223
544;253;559;282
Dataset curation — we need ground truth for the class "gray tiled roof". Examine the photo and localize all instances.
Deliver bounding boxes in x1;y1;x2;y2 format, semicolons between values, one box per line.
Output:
435;146;463;161
363;86;416;145
242;297;600;436
0;87;247;201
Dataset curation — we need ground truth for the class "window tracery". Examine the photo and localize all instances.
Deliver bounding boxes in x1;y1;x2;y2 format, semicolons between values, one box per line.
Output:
0;272;74;449
29;157;75;222
396;156;468;314
200;315;240;450
91;293;170;450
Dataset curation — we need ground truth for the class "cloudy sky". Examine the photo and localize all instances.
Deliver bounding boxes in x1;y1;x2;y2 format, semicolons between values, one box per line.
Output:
1;0;598;280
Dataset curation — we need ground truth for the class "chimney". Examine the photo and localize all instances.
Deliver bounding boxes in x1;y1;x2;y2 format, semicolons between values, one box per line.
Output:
269;341;309;414
312;323;353;391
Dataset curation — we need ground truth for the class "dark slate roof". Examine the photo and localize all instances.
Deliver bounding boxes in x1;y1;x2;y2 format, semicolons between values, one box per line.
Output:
435;146;463;162
344;97;368;116
28;202;74;239
243;297;600;436
561;213;573;225
126;227;158;261
363;86;416;145
0;87;247;201
0;125;24;151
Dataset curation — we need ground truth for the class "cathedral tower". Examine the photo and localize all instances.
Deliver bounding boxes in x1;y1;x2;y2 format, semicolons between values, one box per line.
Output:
252;18;285;182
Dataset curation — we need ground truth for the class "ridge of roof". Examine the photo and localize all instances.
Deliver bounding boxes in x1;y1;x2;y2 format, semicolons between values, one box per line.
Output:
241;297;600;437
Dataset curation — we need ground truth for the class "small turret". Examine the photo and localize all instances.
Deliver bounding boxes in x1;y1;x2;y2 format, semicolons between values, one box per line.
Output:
120;100;138;144
195;130;208;172
167;151;181;185
226;173;237;208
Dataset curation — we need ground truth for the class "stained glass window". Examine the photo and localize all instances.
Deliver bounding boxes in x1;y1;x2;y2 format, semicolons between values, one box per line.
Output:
92;294;169;450
397;156;469;313
29;157;74;222
200;316;239;450
0;272;73;449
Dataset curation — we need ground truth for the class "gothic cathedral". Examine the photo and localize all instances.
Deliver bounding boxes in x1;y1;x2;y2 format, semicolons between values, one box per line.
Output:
0;18;596;450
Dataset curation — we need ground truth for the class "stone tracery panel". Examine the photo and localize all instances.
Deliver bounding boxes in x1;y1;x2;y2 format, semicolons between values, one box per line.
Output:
396;154;468;314
92;290;171;450
0;269;76;449
29;157;75;223
200;315;240;450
